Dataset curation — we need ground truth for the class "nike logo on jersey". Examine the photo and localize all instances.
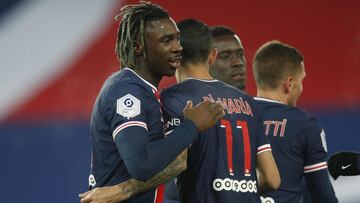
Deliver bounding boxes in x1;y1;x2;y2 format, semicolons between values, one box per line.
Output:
342;164;351;169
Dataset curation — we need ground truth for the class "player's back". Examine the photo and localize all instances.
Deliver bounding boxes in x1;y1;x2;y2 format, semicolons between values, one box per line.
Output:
254;97;328;203
161;78;269;203
89;68;164;203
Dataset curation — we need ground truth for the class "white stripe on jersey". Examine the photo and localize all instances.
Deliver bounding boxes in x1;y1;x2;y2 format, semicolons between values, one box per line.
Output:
304;161;328;173
112;121;148;140
183;77;219;83
320;129;328;152
257;144;272;155
153;186;158;203
164;130;173;137
253;97;283;104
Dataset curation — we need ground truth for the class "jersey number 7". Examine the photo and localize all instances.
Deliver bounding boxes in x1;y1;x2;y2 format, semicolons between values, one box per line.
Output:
220;119;251;177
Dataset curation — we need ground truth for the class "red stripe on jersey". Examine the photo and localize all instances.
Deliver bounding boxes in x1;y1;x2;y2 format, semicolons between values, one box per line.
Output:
152;89;162;104
154;184;164;203
237;121;251;176
221;120;234;176
257;144;272;155
112;121;147;140
304;162;328;173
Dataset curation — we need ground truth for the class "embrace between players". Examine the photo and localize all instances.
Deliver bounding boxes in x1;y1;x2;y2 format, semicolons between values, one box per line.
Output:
79;2;359;203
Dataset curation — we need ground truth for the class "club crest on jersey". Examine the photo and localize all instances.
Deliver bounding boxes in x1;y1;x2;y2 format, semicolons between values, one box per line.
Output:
117;94;141;119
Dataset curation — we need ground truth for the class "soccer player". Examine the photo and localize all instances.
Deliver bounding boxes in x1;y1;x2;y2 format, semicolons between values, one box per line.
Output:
328;151;360;180
162;19;280;203
79;2;224;203
80;18;280;203
252;40;338;202
165;25;249;202
209;26;247;91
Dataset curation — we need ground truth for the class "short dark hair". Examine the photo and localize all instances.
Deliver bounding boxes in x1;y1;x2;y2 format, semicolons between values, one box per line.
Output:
115;1;169;69
210;26;236;38
253;40;304;90
177;19;212;65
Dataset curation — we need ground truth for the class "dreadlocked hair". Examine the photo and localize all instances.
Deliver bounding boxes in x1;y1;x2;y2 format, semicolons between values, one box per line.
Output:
114;1;169;69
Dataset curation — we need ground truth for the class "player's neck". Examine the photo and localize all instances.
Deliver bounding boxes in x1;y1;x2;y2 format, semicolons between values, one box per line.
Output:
133;64;162;88
256;89;288;105
176;63;213;83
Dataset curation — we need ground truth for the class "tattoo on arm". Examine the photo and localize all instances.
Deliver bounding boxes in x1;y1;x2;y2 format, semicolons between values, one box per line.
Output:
115;149;188;201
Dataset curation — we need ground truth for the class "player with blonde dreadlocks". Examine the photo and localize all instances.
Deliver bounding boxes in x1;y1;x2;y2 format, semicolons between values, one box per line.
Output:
114;1;168;69
79;2;225;203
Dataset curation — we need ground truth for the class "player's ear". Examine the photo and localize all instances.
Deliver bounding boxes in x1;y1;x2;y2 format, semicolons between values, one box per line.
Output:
133;41;143;56
283;76;293;94
208;48;218;66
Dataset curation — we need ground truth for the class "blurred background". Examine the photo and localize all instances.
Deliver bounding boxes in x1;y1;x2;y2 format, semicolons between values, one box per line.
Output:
0;0;359;202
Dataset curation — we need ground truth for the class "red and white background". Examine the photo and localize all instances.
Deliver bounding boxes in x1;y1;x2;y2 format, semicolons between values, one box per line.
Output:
0;0;359;202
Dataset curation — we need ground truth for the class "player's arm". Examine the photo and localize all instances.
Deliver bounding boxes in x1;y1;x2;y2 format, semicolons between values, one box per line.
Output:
79;93;198;203
304;170;338;203
116;100;223;181
115;118;191;181
328;151;360;180
256;147;281;193
303;119;338;202
252;100;280;194
79;149;188;203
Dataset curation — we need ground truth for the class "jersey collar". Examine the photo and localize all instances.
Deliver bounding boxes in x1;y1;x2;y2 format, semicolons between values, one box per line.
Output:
123;68;157;92
183;77;219;83
253;97;283;104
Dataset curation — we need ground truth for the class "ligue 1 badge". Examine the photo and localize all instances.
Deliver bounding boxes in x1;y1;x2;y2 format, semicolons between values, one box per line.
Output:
117;94;141;119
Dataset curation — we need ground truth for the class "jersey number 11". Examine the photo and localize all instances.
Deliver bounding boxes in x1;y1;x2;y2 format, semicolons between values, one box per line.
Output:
220;119;251;177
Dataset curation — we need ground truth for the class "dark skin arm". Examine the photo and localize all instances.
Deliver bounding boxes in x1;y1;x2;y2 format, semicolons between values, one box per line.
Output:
79;101;224;203
79;149;187;203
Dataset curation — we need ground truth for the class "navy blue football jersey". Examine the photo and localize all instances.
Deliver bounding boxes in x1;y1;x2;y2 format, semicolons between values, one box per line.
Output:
89;68;200;203
161;78;271;203
254;97;333;203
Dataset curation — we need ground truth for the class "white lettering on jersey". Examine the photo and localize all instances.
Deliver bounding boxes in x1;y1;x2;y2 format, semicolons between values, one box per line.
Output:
320;129;328;152
212;178;257;193
116;94;141;119
261;196;275;203
166;117;181;129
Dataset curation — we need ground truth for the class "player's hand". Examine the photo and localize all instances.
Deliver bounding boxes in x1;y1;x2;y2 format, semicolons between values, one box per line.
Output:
327;151;360;180
183;100;225;131
79;186;128;203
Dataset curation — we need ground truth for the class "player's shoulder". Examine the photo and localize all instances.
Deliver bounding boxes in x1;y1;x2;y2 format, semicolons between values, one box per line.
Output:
255;97;317;121
288;106;317;123
160;82;188;111
280;106;323;137
102;68;152;100
160;82;182;98
214;80;253;101
280;105;319;128
285;107;321;132
160;78;203;100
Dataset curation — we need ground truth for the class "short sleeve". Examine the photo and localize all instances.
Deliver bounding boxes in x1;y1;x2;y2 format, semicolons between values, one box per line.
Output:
252;99;271;156
303;118;328;173
104;83;152;140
